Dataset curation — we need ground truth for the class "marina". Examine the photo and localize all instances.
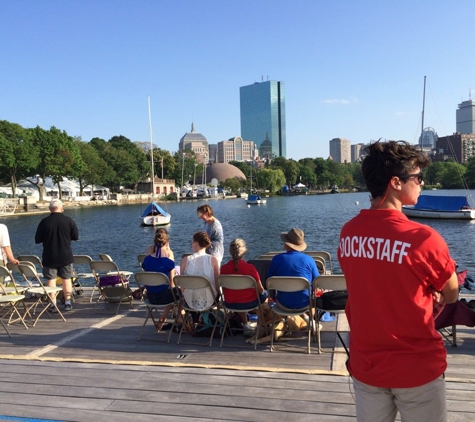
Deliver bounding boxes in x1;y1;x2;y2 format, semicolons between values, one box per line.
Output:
1;191;475;420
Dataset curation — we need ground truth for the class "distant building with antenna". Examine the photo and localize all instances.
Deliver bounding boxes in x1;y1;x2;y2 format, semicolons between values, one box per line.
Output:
178;123;209;163
456;94;475;134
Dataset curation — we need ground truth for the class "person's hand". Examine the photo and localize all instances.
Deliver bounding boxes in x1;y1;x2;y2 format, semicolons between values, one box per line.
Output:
10;258;20;265
431;287;444;304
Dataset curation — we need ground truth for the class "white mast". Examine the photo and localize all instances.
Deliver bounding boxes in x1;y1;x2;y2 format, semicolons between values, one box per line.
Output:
148;96;154;197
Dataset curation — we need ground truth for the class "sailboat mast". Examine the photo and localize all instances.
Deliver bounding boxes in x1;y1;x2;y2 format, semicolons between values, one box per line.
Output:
420;76;426;150
148;96;154;197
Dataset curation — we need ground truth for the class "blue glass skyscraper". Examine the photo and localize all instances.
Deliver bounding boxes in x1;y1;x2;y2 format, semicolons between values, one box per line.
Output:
240;80;286;158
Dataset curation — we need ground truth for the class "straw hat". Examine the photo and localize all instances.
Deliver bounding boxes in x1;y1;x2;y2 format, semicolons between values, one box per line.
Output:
280;228;307;251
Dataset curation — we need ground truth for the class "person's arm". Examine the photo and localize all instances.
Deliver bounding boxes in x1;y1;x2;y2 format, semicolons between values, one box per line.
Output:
34;222;43;244
71;221;79;241
169;267;176;288
209;223;223;254
179;257;188;275
2;246;19;265
434;272;459;304
211;256;220;291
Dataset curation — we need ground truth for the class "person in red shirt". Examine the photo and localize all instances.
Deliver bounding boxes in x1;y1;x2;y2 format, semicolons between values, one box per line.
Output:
338;140;459;422
220;238;267;336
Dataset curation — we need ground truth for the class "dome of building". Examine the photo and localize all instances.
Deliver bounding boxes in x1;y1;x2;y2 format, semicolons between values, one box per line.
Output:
201;163;247;184
179;122;207;144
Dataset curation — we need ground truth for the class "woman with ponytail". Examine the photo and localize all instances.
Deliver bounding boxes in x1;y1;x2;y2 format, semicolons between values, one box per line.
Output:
220;238;267;336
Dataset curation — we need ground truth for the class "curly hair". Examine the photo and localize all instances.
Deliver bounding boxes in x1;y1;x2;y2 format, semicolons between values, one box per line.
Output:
229;238;247;272
362;140;431;198
193;231;211;249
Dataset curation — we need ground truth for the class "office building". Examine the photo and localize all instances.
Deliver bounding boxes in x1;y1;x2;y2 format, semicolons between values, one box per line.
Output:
456;99;475;134
217;136;256;163
435;133;475;164
351;143;366;162
329;138;351;164
178;123;209;163
240;80;286;158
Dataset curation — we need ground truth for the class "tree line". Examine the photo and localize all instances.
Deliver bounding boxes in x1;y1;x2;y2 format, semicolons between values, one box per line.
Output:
1;120;475;199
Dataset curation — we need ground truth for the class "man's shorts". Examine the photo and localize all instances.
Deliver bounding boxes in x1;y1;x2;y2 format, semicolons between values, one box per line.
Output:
43;264;73;280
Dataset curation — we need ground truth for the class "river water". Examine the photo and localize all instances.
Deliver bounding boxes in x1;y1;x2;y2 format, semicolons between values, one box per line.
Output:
3;190;475;284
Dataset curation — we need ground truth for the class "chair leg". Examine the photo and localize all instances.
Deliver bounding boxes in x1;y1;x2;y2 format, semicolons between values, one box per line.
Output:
1;318;11;337
219;312;230;348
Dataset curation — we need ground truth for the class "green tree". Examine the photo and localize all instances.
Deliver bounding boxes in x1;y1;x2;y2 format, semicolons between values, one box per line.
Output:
299;165;317;187
256;168;286;193
222;177;241;194
28;126;79;200
440;162;466;189
0;121;39;197
464;157;475;188
75;139;110;196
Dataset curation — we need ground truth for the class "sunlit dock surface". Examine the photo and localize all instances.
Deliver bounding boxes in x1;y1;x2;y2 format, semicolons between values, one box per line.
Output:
0;291;474;421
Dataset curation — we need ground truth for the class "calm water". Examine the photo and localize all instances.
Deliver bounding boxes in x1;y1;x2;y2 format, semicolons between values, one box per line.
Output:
3;190;475;283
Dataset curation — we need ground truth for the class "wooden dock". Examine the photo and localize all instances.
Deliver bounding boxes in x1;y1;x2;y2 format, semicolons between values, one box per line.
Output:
0;293;474;421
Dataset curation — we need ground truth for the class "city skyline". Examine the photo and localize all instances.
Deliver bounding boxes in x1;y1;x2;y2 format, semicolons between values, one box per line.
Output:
1;1;475;160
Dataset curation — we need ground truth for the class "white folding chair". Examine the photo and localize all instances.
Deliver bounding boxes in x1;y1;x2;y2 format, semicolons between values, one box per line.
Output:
217;274;265;350
305;251;333;274
135;271;181;343
313;274;348;354
0;265;29;331
174;275;220;347
72;255;92;298
137;254;147;268
266;276;313;354
17;262;66;326
98;254;113;262
90;260;133;315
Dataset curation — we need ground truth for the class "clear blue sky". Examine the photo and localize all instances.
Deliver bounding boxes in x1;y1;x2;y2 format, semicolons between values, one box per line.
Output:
1;0;475;160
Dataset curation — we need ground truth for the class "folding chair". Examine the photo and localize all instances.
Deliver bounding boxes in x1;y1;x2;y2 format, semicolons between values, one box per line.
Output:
72;255;92;298
17;255;43;272
217;274;265;350
313;274;348;354
17;262;66;326
0;265;29;331
90;260;133;315
305;251;333;274
98;254;113;262
174;275;220;347
135;271;181;343
266;276;313;354
137;254;147;268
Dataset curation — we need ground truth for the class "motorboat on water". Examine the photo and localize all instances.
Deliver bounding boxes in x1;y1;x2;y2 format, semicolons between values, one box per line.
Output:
140;201;171;226
247;194;266;205
402;195;475;220
330;185;340;194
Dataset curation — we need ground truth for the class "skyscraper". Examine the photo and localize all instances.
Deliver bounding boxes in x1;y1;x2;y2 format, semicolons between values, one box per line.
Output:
240;80;286;158
329;138;351;164
456;99;475;134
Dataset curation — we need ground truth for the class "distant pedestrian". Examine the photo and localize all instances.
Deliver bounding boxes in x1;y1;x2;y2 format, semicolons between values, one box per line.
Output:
197;204;224;265
35;199;79;311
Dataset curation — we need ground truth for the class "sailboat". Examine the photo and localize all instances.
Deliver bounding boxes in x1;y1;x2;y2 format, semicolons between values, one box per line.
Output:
246;162;266;204
140;97;171;226
402;77;475;220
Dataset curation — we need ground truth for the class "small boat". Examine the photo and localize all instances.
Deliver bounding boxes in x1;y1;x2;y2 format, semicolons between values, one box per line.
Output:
330;185;340;194
247;194;266;205
140;201;171;226
402;195;475;220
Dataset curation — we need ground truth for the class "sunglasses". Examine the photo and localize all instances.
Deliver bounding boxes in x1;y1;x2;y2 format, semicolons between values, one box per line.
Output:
396;172;423;184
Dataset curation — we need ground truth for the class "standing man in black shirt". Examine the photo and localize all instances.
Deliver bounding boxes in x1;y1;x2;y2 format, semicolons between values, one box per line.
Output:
35;198;79;311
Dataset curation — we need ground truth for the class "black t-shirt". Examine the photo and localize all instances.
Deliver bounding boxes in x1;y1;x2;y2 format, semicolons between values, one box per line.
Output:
35;213;79;267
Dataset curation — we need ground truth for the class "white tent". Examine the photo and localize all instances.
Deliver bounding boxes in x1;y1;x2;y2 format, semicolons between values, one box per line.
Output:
293;183;306;189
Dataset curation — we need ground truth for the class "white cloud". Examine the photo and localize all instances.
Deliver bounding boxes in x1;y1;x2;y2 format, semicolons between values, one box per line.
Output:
321;97;358;105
